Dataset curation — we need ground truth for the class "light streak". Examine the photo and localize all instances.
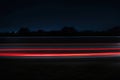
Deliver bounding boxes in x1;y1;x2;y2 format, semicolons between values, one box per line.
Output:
0;52;119;57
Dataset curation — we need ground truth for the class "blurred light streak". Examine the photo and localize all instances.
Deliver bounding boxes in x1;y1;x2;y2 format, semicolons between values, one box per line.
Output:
0;52;120;57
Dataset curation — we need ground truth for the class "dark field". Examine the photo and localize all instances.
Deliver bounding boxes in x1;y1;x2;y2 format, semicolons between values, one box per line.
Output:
0;36;120;43
0;57;120;80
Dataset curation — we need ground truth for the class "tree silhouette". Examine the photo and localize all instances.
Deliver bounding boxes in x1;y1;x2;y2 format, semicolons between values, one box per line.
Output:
17;27;30;34
0;26;120;36
108;26;120;32
37;29;45;33
61;26;77;33
107;26;120;35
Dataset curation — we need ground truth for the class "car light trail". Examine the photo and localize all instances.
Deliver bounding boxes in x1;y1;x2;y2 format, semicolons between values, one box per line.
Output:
0;52;120;57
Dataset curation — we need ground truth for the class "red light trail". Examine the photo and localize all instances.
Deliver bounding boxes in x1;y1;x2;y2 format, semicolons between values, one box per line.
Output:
0;48;119;57
0;52;119;57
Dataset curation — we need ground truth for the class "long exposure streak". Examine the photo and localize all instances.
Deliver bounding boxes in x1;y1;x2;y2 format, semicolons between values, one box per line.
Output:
0;52;120;57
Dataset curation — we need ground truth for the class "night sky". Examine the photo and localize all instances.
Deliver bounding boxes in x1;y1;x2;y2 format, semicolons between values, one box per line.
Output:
0;0;120;32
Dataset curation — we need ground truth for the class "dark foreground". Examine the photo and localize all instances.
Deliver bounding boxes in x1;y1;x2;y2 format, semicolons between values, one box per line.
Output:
0;36;120;43
1;57;120;80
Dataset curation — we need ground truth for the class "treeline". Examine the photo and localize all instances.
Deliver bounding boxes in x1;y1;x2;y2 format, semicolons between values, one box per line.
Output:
0;26;120;36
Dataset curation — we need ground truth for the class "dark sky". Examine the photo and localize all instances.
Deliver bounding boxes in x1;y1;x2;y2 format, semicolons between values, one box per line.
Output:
0;0;120;32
